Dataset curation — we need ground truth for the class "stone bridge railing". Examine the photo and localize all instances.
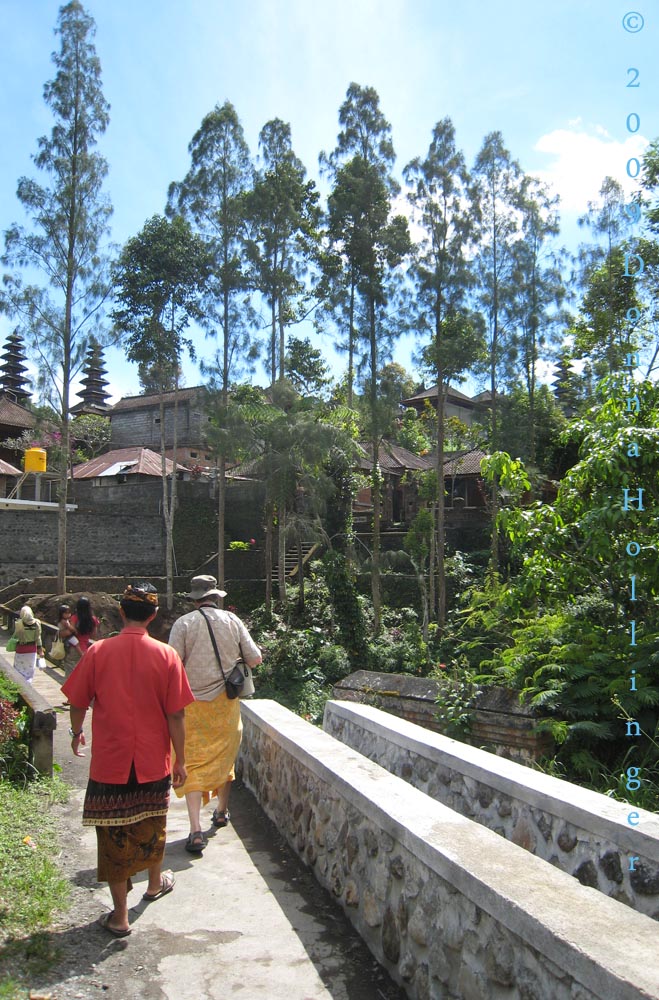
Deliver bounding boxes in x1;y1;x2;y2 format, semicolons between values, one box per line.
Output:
0;652;57;776
323;699;659;919
238;699;659;1000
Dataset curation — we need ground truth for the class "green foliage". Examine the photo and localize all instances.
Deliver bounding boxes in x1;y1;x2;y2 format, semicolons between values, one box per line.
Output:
0;686;36;787
322;551;368;664
285;336;332;398
396;408;431;454
366;608;431;675
496;385;571;476
500;378;659;605
432;662;482;738
168;99;256;392
112;214;212;380
70;413;110;463
250;570;340;721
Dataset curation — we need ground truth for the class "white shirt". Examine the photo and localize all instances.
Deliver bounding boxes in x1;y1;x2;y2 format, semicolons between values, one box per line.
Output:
168;606;261;701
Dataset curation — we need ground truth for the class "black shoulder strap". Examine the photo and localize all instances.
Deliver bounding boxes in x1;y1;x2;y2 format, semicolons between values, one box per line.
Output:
198;607;228;685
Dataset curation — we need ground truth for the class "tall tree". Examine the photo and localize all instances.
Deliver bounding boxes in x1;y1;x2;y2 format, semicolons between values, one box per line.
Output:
1;0;112;593
246;119;320;385
112;214;211;608
576;176;636;375
405;117;483;626
508;177;567;463
322;84;411;631
472;131;524;579
168;100;255;590
320;83;397;409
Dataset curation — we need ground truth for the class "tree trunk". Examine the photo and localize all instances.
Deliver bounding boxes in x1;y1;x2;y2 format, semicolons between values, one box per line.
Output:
217;454;226;592
270;296;277;386
489;377;499;585
160;389;175;612
297;528;305;613
347;273;356;409
278;502;287;609
217;284;230;594
435;375;447;627
429;498;437;622
264;499;273;615
371;456;382;634
58;162;77;595
368;295;381;633
419;570;429;644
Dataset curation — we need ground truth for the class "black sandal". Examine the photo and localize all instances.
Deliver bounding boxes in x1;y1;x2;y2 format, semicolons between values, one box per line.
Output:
212;808;230;828
185;831;206;853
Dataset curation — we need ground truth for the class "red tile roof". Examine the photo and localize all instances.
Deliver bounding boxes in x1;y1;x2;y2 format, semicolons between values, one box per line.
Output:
72;447;186;479
0;458;22;475
357;441;434;474
442;449;487;476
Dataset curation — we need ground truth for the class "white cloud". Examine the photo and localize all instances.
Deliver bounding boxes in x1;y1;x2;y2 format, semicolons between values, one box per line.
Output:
531;123;649;213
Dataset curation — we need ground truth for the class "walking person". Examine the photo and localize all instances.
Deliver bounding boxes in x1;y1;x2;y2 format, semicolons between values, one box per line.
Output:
10;606;45;684
70;595;99;653
62;583;194;937
168;575;261;854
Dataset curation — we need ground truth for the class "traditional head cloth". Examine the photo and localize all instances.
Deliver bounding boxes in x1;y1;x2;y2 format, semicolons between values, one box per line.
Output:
19;605;36;625
121;583;159;606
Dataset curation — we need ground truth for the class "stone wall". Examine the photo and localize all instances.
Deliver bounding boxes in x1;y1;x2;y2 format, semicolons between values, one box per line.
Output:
0;477;266;585
110;398;208;450
0;509;165;585
323;700;659;919
239;700;659;999
332;671;552;762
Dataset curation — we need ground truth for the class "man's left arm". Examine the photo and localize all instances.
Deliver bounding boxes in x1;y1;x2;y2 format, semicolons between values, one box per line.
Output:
167;710;187;788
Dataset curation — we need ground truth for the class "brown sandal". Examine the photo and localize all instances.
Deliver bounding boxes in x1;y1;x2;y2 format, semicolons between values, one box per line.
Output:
185;831;206;853
142;869;175;901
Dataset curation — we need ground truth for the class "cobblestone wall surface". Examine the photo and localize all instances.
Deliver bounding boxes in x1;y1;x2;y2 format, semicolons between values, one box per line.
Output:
239;700;659;1000
324;700;659;920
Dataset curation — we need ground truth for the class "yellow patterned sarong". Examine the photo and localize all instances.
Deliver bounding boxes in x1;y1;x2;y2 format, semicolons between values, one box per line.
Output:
174;692;242;803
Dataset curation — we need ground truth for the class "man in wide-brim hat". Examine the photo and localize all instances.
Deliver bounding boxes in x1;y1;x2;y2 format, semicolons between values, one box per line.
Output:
186;574;227;601
169;575;261;854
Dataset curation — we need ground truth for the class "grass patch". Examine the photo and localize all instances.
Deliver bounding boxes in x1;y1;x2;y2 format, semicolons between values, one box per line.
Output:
0;981;26;1000
0;777;70;943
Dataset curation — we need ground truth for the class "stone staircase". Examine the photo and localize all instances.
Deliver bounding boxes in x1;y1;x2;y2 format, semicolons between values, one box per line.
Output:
271;542;316;581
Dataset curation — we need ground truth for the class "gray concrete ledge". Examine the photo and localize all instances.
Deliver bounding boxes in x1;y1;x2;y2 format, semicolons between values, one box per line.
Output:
241;699;659;999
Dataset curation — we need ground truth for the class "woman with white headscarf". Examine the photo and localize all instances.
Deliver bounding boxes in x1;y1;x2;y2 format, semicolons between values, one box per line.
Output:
11;606;44;683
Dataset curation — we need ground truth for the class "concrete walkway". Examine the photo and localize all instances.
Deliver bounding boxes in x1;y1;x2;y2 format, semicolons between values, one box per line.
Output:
1;645;404;1000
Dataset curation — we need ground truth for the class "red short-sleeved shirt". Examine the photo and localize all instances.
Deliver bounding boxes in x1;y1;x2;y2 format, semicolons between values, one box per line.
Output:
61;626;194;784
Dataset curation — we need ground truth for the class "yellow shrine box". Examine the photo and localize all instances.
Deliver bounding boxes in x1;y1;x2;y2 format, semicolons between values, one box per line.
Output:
24;447;47;473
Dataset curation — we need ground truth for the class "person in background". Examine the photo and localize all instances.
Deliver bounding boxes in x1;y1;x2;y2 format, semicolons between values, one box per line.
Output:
62;582;194;938
168;575;261;854
58;604;80;651
11;605;45;684
70;596;99;653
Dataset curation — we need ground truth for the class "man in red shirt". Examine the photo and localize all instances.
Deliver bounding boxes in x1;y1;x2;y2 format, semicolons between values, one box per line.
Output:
62;582;194;937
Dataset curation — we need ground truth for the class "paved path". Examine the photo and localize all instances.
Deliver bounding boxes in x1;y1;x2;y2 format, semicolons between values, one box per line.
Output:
1;643;404;1000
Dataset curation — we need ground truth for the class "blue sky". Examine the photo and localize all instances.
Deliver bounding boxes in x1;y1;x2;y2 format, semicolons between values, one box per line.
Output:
0;0;655;403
